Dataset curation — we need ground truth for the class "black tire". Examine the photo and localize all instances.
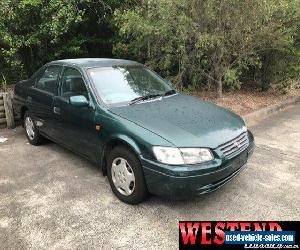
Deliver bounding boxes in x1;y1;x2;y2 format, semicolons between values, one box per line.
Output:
23;111;46;145
107;146;148;204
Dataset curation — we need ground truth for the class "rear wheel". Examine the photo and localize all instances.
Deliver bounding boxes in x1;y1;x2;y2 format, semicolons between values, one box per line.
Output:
107;146;148;204
24;111;45;145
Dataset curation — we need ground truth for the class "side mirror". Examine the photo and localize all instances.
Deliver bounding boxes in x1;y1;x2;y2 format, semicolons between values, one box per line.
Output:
69;95;89;107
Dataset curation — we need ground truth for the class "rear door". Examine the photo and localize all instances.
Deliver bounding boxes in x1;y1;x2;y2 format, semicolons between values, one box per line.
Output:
26;65;63;139
53;66;100;161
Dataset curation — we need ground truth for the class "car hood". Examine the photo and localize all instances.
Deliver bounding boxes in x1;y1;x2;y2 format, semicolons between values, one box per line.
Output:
110;94;246;148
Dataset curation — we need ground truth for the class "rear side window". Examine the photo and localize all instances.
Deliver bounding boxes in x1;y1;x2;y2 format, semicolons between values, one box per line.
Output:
61;67;89;100
35;65;62;95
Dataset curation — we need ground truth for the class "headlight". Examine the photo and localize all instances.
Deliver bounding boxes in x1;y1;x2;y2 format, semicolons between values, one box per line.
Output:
180;148;214;164
152;147;184;165
152;146;214;165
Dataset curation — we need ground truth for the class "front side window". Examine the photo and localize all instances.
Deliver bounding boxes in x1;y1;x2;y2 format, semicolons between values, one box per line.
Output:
87;66;173;105
61;67;89;99
35;65;62;94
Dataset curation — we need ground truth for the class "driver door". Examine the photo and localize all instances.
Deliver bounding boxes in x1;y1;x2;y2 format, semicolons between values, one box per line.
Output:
53;66;99;161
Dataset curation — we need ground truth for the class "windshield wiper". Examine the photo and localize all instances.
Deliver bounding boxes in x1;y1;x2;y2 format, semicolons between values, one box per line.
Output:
129;90;176;105
164;89;177;96
129;94;162;105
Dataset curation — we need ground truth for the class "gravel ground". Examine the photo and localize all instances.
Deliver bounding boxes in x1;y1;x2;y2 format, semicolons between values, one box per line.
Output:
0;104;299;249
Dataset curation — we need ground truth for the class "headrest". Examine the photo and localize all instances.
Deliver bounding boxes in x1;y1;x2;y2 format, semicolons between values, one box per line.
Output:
69;77;86;92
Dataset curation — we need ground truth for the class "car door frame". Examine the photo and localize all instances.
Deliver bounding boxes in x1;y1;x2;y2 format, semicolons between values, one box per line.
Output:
53;64;101;162
26;63;63;139
58;65;96;105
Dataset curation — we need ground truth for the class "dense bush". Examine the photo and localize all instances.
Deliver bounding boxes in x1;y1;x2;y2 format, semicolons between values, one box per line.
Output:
0;0;131;86
114;0;300;96
1;0;299;96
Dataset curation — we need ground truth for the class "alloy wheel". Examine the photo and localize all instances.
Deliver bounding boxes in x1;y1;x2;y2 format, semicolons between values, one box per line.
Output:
111;157;136;196
25;117;35;140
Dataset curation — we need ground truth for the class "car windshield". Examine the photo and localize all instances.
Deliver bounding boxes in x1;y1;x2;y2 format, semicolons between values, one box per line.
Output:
87;66;174;105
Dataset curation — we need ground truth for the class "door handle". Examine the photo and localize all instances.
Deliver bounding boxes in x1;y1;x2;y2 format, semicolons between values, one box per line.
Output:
53;107;61;115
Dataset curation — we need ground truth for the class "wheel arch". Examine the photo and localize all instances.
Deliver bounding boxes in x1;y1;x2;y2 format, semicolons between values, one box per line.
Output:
100;135;142;176
20;105;28;126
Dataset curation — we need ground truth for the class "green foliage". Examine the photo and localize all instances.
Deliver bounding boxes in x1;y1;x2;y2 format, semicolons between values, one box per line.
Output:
223;69;241;91
114;0;300;96
0;0;131;83
1;0;84;78
0;0;300;97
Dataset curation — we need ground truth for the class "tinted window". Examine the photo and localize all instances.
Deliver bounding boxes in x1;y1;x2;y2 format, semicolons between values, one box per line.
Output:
88;66;173;105
61;67;89;99
35;65;62;94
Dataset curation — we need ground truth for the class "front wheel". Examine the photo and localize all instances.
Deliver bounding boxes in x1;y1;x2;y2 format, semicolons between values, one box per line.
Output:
23;111;46;145
107;146;148;204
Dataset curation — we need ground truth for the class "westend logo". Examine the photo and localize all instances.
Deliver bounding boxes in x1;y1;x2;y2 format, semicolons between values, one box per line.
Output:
179;221;300;250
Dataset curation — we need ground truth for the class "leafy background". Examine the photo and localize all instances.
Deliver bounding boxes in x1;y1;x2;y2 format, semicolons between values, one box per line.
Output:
1;0;299;96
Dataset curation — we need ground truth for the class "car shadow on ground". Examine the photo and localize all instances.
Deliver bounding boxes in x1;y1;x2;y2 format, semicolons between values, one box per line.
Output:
1;126;250;218
37;138;234;207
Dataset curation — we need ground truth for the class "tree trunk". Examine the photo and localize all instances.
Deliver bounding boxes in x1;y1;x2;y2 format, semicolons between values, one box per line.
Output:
215;67;223;97
217;77;223;98
141;0;148;15
261;54;270;91
140;0;150;59
3;92;15;128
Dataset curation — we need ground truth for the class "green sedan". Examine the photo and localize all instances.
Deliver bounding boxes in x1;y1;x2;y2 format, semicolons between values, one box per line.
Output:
13;58;254;204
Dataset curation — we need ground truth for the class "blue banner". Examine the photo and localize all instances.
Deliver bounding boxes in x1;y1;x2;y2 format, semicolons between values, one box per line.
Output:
225;231;295;245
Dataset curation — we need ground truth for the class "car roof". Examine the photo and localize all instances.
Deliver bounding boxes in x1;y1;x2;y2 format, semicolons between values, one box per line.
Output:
49;58;142;68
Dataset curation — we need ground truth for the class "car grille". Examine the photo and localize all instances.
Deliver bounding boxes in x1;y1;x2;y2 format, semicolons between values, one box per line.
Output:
218;132;249;159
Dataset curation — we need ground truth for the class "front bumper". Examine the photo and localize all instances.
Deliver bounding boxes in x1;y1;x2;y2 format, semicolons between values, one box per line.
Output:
141;137;255;199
